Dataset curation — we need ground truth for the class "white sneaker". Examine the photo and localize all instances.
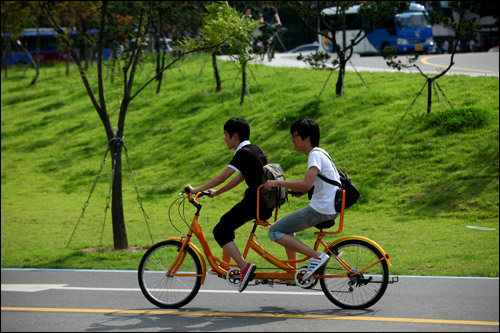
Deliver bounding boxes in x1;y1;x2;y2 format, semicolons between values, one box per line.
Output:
302;253;330;280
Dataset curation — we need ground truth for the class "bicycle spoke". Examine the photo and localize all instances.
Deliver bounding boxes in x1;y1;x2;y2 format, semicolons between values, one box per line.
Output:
139;240;202;308
321;239;389;309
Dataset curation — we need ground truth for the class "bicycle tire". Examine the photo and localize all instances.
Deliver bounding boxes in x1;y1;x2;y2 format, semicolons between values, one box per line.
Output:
268;45;275;62
320;239;389;309
138;240;202;308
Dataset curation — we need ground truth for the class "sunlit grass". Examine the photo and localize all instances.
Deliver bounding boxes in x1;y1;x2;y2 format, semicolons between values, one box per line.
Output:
1;53;498;276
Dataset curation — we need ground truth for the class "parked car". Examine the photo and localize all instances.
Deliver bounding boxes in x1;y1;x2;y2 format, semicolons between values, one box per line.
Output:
287;42;319;54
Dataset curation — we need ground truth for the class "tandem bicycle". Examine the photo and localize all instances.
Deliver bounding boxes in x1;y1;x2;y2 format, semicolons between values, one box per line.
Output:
138;186;398;309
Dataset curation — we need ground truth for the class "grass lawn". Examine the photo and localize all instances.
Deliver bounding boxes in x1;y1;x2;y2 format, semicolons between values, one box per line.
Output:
1;53;498;277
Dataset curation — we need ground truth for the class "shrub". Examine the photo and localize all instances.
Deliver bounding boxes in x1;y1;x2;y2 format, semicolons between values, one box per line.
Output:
426;107;489;133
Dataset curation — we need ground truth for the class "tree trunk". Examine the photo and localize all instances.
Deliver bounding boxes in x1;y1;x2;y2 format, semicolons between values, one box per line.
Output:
2;33;8;78
15;40;39;86
212;51;221;92
110;141;128;250
240;62;246;105
427;78;433;115
335;65;345;97
156;52;165;94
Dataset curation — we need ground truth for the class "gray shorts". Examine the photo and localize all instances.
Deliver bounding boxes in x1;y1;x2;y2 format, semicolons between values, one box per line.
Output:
268;205;337;242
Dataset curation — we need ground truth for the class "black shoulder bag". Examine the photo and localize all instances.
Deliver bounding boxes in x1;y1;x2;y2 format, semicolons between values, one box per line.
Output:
310;150;361;212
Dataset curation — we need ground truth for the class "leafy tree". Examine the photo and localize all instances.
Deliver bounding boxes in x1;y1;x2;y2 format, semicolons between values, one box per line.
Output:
39;1;211;250
383;1;481;115
1;1;35;79
177;1;258;105
284;1;407;97
149;1;207;94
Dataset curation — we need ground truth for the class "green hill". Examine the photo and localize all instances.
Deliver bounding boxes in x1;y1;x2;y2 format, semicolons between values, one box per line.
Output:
1;54;498;276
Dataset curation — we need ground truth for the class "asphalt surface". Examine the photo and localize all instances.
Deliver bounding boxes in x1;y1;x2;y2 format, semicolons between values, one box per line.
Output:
2;268;498;332
235;51;499;77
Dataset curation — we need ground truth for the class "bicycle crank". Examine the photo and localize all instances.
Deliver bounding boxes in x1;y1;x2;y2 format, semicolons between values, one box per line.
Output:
294;266;318;289
226;267;240;287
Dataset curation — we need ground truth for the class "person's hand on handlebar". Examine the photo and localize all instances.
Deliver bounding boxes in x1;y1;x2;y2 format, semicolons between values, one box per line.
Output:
184;184;196;194
184;184;217;198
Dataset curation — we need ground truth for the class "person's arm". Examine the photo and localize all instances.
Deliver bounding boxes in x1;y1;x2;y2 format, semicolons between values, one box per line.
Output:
274;13;282;25
185;166;235;194
264;166;318;193
210;172;244;197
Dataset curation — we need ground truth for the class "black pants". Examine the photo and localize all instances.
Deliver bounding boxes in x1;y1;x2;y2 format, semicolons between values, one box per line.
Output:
213;189;273;248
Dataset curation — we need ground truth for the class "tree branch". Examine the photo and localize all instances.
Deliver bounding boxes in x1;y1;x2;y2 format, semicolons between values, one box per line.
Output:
39;1;113;138
130;42;224;101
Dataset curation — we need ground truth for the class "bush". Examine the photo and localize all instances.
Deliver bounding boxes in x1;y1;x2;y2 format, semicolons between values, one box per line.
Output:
426;107;489;133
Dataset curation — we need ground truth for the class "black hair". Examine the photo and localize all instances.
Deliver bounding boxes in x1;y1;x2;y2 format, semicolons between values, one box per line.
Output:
290;118;320;147
224;117;250;142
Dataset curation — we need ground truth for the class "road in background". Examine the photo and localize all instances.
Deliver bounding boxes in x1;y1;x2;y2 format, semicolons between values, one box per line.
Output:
2;269;498;332
238;52;499;77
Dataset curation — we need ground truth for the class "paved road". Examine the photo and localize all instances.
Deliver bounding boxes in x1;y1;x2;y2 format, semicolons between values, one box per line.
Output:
2;268;498;332
242;52;499;77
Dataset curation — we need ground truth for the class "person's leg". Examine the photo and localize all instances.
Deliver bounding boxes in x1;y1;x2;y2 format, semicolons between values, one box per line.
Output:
213;196;259;269
275;234;320;258
285;247;297;269
213;206;256;292
222;241;247;269
220;250;231;270
269;205;333;258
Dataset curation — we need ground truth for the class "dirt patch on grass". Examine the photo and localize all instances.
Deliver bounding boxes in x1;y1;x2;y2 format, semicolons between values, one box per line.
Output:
77;246;150;253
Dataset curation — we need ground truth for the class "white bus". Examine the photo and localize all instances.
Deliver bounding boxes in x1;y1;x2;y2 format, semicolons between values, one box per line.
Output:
319;2;435;55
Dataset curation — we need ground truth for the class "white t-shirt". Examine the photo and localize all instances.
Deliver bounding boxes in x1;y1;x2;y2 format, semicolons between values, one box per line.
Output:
308;148;340;215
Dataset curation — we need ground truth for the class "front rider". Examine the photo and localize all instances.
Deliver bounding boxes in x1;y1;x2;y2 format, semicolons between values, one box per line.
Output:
184;117;271;292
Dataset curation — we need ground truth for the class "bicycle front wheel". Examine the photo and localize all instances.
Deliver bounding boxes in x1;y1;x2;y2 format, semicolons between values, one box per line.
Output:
138;240;202;308
320;239;389;309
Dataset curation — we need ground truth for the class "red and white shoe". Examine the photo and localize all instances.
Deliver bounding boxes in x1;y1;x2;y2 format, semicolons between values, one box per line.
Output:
238;263;256;293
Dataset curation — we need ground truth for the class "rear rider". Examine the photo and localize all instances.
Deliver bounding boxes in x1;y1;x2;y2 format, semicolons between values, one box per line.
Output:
264;118;340;281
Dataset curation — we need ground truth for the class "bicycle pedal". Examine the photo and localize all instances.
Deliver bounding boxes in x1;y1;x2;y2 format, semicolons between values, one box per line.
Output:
254;279;273;287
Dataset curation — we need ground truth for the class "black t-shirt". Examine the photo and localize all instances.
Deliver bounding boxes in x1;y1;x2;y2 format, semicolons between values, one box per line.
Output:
261;6;278;24
228;144;268;191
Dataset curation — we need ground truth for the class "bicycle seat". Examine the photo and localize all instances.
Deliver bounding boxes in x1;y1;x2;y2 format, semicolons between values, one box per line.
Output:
314;220;335;230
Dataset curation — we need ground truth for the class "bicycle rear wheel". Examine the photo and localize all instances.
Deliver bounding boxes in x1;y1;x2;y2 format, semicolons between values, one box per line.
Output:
138;240;202;308
320;239;389;309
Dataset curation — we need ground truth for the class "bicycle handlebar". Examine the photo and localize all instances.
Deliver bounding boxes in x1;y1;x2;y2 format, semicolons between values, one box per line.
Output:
183;189;210;201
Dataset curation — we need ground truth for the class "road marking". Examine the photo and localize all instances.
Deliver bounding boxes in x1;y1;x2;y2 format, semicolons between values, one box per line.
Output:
1;284;323;295
420;55;499;74
2;268;499;280
0;284;68;292
1;306;498;327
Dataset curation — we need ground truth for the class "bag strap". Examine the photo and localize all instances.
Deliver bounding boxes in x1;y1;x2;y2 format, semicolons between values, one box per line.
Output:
313;148;342;188
242;145;269;167
317;173;341;188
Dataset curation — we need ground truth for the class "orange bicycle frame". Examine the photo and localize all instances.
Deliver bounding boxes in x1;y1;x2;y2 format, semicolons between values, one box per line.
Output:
168;186;390;284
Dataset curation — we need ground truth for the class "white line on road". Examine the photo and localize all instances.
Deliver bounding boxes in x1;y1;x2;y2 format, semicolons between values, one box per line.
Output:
1;284;323;295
